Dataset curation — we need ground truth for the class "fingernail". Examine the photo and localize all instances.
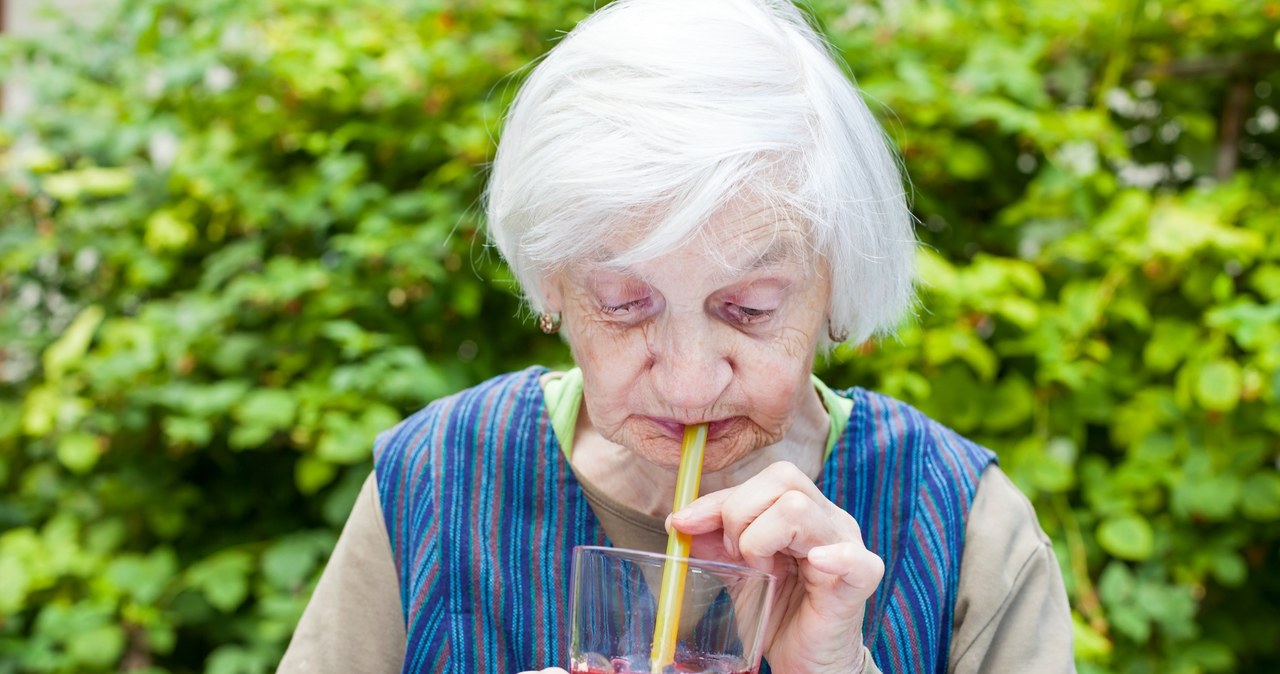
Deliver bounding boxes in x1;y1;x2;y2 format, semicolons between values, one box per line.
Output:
808;546;832;565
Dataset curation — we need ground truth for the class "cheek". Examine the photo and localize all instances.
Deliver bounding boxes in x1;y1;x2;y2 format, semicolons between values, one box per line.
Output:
567;323;651;413
746;364;804;417
736;329;819;418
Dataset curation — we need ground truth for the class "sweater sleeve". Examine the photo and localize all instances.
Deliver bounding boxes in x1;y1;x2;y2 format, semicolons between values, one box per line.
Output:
277;473;406;674
947;465;1075;673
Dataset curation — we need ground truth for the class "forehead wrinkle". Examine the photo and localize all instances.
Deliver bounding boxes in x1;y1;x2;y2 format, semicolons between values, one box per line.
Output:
575;204;813;281
703;222;812;286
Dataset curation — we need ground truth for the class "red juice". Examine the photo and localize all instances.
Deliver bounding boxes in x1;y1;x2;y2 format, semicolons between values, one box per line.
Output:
568;654;754;674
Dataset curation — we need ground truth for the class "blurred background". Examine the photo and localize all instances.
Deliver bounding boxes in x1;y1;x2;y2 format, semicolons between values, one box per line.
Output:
0;0;1277;672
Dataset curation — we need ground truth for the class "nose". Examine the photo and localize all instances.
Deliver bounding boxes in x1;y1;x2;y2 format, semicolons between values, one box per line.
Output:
647;315;733;413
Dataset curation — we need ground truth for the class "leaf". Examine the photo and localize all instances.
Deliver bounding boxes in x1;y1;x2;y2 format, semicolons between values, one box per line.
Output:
994;296;1040;329
916;249;960;295
1251;265;1280;301
42;305;105;381
1136;580;1197;640
186;550;253;612
105;549;177;603
945;140;992;180
316;405;398;464
1071;611;1111;660
65;624;126;667
206;644;272;674
294;455;338;495
145;210;197;252
1179;641;1236;671
0;552;31;614
163;415;214;446
230;388;299;448
14;144;63;172
1149;200;1265;260
234;389;298;430
55;433;100;474
171;380;251;418
42;167;135;201
1142;320;1199;373
1173;472;1242;521
983;374;1034;431
0;402;19;441
1205;301;1280;350
1097;514;1155;561
922;327;997;381
1059;280;1105;336
227;425;272;450
1026;437;1079;495
20;385;60;437
261;533;330;590
1241;473;1280;521
1097;561;1133;604
1194;359;1242;412
1211;552;1247;588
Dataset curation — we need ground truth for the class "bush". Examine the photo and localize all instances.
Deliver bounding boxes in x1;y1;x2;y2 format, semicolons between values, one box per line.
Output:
0;0;1277;672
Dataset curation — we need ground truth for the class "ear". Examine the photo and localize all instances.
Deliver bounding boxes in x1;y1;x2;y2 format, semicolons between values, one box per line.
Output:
537;273;563;313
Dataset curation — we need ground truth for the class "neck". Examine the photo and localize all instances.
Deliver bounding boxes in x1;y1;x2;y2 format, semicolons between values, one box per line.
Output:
570;385;831;518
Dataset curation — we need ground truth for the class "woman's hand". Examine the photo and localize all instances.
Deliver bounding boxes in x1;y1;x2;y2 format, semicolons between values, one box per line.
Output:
518;669;568;673
668;461;883;674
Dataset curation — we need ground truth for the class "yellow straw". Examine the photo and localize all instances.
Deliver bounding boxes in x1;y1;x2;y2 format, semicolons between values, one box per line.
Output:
650;423;708;672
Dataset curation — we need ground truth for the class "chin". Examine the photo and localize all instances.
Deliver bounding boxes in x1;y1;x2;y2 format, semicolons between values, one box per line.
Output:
700;436;767;472
621;434;685;470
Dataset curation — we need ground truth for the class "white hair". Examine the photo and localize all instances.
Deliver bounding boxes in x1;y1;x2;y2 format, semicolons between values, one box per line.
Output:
485;0;915;345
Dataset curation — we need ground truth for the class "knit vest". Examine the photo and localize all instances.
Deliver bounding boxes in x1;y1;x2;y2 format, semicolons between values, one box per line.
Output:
373;367;994;673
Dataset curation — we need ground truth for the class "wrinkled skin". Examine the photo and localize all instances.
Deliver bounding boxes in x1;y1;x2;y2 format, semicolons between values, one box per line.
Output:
521;205;883;674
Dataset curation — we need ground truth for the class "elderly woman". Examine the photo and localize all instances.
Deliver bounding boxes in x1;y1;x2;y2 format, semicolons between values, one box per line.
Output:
279;0;1072;672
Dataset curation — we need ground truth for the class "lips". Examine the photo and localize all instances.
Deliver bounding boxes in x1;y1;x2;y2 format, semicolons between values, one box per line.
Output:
645;416;738;440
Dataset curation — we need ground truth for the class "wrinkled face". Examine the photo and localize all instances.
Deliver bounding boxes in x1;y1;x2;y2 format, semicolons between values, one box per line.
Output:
545;206;830;473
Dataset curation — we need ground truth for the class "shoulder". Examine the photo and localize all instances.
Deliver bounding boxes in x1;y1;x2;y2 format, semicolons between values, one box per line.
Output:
951;466;1074;671
962;467;1054;596
373;366;549;473
967;468;1049;578
835;386;995;475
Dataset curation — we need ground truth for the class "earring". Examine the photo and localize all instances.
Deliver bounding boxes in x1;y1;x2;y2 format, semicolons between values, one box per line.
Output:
827;319;848;343
539;312;562;334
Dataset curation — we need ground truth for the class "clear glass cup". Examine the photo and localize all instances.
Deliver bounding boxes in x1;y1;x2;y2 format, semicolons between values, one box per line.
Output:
569;546;775;674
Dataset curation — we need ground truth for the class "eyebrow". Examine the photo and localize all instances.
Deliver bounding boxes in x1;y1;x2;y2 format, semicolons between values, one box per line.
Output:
588;220;811;278
747;236;802;268
728;229;812;277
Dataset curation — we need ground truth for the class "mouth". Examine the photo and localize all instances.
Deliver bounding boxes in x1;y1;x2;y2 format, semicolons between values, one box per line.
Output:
645;416;739;440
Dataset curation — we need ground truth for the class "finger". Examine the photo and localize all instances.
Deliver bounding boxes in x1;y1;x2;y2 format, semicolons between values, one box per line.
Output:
696;462;833;557
674;461;823;523
806;542;885;606
667;487;734;534
734;490;847;572
684;529;743;566
728;461;829;508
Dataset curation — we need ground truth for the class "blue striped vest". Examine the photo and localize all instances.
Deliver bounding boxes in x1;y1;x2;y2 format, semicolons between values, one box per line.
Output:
373;367;995;673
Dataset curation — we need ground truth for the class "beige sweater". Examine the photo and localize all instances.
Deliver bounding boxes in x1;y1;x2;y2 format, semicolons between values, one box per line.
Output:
279;463;1074;673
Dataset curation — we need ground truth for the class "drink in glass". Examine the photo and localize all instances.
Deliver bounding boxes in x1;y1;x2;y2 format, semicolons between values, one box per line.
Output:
568;546;774;674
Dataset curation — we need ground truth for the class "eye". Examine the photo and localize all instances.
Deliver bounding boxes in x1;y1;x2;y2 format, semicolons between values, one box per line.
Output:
601;297;652;315
724;303;774;325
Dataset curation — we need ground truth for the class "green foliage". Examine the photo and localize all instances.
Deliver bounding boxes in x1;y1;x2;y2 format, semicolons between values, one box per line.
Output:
813;0;1280;671
0;0;1277;672
0;0;583;671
